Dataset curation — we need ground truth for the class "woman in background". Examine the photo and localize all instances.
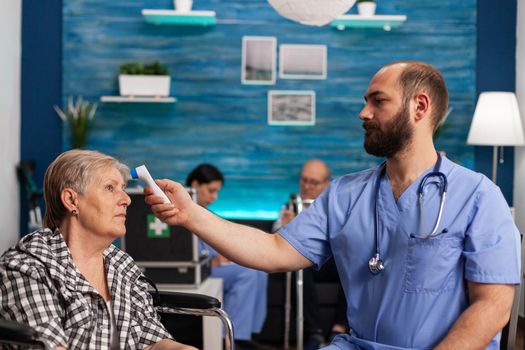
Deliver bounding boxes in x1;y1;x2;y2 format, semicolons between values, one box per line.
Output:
187;163;270;350
0;149;194;350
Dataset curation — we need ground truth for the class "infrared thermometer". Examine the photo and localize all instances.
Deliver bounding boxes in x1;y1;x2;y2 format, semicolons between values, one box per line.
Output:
130;165;171;204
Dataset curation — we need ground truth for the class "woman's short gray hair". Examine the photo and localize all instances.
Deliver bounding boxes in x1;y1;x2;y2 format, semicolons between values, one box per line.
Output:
43;149;129;230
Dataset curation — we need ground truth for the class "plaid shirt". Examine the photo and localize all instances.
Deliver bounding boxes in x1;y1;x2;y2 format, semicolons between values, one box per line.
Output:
0;229;172;349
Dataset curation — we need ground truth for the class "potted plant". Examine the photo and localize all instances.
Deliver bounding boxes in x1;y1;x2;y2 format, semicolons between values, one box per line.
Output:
119;61;171;97
357;0;376;16
54;96;97;149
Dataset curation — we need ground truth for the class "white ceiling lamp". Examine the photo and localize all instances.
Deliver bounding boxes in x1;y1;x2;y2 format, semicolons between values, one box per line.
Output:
268;0;356;26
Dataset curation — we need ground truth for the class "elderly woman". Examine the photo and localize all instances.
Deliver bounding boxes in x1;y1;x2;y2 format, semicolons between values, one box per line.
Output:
0;150;194;350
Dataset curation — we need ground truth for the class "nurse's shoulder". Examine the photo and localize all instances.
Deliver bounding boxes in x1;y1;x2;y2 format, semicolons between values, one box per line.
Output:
444;157;506;206
445;157;499;192
326;166;379;202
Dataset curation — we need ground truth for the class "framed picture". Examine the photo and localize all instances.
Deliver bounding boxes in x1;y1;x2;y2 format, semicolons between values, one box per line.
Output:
279;44;327;80
268;90;316;126
241;36;277;85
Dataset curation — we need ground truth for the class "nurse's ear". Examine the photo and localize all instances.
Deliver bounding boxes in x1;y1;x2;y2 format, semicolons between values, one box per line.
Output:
413;91;430;123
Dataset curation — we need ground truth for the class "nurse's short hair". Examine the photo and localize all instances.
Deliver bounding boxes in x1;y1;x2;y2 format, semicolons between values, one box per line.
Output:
389;61;449;133
43;149;129;230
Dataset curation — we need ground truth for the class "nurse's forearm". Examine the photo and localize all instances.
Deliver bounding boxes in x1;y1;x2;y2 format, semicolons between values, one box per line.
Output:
188;204;312;273
434;282;514;349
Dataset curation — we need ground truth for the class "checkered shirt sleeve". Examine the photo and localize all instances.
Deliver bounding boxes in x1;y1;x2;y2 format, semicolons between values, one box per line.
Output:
0;263;68;349
132;277;173;346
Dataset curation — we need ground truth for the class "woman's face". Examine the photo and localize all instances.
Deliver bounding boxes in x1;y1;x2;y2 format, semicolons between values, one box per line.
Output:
76;166;131;240
193;180;223;208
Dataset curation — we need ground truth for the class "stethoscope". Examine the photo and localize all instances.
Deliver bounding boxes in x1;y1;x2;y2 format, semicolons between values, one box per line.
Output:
368;153;448;274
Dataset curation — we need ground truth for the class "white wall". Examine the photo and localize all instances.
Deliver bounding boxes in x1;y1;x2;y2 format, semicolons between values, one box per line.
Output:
514;0;525;317
0;0;21;253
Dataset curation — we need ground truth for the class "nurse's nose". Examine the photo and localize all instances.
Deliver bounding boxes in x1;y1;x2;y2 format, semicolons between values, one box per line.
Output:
359;103;373;121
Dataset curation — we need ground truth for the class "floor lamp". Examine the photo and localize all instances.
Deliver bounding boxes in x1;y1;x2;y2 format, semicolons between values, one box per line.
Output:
467;92;525;183
467;91;525;183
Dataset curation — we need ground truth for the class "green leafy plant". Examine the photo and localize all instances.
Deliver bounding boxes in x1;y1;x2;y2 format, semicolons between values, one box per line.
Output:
119;61;169;75
54;96;97;149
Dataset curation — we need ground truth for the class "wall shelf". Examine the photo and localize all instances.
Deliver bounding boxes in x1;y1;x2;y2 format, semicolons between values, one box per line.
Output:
142;9;217;26
100;96;177;103
331;14;407;31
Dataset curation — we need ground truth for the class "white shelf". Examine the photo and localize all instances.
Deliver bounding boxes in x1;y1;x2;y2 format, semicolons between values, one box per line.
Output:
142;9;216;26
331;14;407;31
100;96;177;103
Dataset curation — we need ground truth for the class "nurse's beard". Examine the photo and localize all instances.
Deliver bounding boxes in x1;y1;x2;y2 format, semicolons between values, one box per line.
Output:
363;104;413;158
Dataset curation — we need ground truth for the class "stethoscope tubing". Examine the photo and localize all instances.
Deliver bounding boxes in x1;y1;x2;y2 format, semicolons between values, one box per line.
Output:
369;153;447;274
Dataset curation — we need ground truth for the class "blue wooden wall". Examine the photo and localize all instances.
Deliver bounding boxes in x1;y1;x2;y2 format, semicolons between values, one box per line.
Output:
62;0;476;219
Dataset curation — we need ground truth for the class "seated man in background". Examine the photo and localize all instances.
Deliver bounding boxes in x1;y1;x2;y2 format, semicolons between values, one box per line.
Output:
186;163;270;350
0;150;193;350
273;159;348;348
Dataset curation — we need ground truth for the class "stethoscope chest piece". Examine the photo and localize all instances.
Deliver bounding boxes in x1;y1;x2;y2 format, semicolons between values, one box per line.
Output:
368;253;385;274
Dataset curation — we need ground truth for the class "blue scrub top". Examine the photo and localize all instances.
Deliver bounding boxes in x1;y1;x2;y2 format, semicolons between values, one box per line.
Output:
279;157;521;350
199;240;217;258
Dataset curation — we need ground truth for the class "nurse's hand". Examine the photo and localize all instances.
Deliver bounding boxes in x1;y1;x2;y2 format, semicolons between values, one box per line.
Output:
144;179;193;227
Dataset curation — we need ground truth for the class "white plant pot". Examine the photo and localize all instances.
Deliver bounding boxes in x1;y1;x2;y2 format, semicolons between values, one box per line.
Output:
119;75;171;97
358;2;377;17
175;0;193;12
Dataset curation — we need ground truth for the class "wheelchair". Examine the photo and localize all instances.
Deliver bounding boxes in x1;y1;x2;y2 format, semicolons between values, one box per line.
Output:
0;289;234;350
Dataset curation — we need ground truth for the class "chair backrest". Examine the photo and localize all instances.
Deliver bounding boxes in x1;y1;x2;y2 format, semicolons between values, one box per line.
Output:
500;284;522;350
0;318;45;348
500;233;523;350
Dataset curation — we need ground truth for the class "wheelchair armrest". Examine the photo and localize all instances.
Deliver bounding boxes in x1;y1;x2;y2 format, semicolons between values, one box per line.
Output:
151;290;222;310
0;318;43;346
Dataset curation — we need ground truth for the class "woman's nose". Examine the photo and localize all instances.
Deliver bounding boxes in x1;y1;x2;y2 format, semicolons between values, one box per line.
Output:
121;191;131;206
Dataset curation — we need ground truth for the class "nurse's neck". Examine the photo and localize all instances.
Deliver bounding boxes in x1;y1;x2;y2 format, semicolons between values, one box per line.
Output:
386;141;438;201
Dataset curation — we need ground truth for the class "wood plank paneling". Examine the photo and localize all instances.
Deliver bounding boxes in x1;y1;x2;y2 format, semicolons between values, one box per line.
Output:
63;0;476;219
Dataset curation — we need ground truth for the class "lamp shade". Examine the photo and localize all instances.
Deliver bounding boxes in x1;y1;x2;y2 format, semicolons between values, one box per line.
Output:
467;92;525;146
268;0;355;26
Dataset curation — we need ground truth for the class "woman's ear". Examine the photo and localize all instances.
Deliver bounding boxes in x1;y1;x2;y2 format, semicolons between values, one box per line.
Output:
61;188;78;212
